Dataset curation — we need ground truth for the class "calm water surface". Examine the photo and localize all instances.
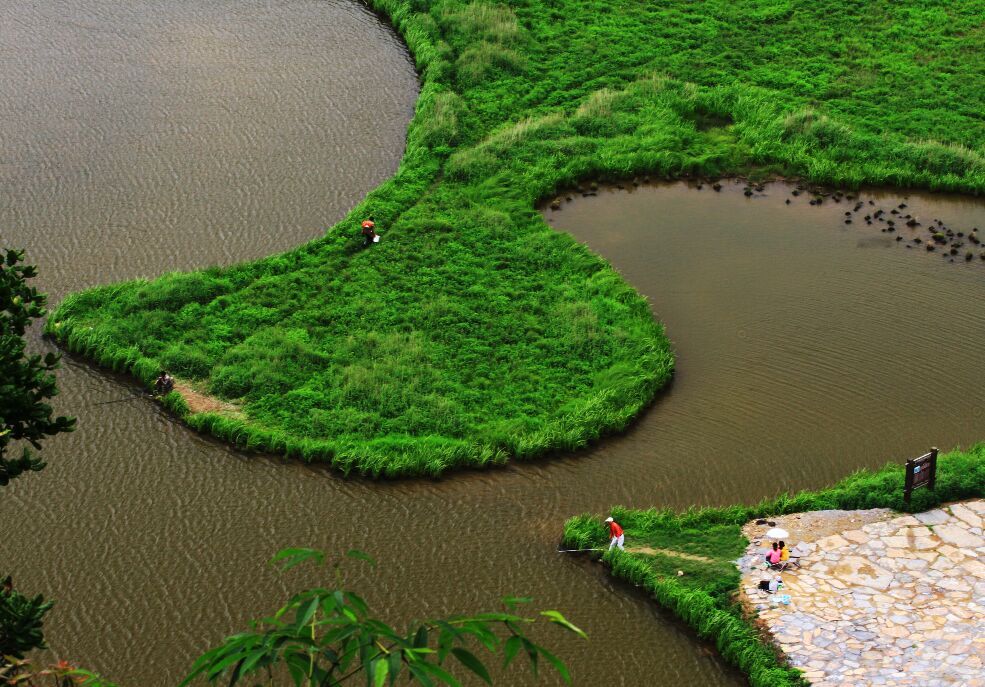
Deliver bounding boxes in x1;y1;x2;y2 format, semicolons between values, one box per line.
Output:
3;2;984;686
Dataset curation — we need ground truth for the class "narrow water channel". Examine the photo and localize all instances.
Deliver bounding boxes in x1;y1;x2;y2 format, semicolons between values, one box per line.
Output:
3;2;984;687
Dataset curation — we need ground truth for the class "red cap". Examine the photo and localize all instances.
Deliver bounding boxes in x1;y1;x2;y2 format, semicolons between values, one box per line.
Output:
361;220;375;228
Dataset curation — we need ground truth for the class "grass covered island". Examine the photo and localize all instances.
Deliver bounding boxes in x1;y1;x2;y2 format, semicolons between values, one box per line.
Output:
562;448;985;687
49;0;985;476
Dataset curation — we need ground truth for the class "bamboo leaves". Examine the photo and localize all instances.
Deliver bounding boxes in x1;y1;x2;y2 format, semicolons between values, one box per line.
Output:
182;549;584;686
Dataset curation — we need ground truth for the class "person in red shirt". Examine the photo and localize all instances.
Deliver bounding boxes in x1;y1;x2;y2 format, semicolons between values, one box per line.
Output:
604;516;625;551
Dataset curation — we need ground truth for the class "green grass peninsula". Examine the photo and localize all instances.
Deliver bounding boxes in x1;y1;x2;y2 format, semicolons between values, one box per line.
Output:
49;0;985;476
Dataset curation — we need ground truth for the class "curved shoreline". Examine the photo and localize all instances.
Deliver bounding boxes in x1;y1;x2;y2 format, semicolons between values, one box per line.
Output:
47;0;985;477
561;448;985;686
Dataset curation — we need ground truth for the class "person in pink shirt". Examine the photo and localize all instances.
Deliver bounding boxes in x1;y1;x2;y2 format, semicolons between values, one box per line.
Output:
604;516;625;551
765;542;782;566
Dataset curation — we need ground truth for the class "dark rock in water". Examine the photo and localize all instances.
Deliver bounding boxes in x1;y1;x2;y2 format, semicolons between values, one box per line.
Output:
869;200;875;205
957;231;964;237
906;219;919;227
887;220;895;226
845;219;852;224
906;245;912;249
696;183;702;189
865;215;872;220
896;236;903;241
616;184;625;190
980;252;985;260
887;226;895;232
566;196;573;201
713;183;722;191
891;209;898;215
866;220;872;225
792;189;800;196
966;252;974;261
926;243;935;251
744;189;753;197
933;233;947;244
874;209;884;216
970;234;980;245
785;199;791;204
913;237;922;244
899;203;907;209
950;247;959;255
845;211;852;216
550;199;561;209
809;199;817;205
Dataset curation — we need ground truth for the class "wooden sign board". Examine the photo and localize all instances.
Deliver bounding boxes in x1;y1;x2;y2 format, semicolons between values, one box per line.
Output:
904;448;938;503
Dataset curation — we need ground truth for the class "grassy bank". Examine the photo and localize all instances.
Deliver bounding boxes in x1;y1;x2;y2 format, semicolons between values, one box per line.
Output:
48;0;985;475
561;446;985;687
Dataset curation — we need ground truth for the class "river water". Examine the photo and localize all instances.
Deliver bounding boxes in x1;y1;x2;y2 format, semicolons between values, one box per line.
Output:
2;2;984;686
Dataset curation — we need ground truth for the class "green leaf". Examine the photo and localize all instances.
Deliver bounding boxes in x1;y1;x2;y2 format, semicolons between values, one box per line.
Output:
502;635;522;668
412;625;429;649
270;548;325;572
501;596;532;610
537;646;571;684
345;549;377;567
415;661;462;687
295;596;319;629
373;658;390;687
522;638;538;677
450;648;492;685
539;610;587;639
344;591;370;617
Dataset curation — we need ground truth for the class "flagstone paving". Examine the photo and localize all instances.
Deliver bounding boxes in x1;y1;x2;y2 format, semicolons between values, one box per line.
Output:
737;500;985;686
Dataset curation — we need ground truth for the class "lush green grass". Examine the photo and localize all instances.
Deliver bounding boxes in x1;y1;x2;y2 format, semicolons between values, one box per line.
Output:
562;446;985;687
48;0;985;475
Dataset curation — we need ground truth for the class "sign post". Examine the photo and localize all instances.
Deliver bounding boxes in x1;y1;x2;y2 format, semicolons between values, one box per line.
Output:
904;447;938;503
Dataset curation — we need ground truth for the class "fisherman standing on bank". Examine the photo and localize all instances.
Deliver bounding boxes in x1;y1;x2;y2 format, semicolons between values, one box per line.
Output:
604;516;625;551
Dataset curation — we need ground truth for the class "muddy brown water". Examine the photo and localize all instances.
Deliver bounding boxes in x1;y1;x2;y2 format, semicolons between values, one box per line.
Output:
2;2;985;686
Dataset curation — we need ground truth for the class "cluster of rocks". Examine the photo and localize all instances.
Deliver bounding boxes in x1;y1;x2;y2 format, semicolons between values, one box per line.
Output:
737;501;985;686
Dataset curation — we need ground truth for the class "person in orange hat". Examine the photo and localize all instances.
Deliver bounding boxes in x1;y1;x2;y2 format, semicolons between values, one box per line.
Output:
361;219;378;246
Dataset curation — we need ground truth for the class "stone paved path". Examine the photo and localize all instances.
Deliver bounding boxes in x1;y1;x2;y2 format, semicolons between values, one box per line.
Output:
737;500;985;686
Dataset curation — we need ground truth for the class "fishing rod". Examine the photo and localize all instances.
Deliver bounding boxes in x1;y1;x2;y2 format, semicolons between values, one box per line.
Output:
92;390;152;406
557;548;603;553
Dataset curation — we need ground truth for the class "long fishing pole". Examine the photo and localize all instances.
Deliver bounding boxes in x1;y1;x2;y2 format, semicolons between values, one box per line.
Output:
557;548;603;553
92;390;152;406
